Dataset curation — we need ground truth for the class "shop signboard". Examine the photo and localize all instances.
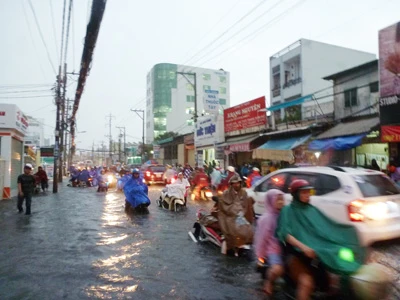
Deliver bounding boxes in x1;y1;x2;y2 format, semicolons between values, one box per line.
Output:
224;96;266;133
153;145;160;159
195;115;224;147
0;104;29;134
40;147;54;157
379;21;400;141
203;89;220;114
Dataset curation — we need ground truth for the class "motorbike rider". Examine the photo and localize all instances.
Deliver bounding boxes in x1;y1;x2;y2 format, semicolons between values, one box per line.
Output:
276;179;366;300
218;175;254;256
78;168;91;186
34;166;49;192
246;167;262;188
192;167;209;200
163;164;176;184
183;163;193;179
125;168;149;212
218;166;238;193
97;169;108;192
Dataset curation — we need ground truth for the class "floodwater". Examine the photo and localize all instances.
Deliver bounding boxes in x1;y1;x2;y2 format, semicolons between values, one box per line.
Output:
0;182;399;299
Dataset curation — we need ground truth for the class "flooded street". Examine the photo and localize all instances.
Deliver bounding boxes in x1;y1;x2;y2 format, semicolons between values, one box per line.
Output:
0;183;399;299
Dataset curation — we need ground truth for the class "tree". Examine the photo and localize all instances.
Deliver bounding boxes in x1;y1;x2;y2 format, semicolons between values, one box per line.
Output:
154;131;179;142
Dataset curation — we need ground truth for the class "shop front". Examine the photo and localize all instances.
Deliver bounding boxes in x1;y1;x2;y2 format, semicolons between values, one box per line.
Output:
195;115;224;167
184;133;195;166
0;104;28;199
223;96;268;169
253;131;313;171
308;116;386;167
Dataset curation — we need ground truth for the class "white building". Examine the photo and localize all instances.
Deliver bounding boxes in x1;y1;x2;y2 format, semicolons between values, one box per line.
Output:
24;116;45;148
0;104;28;199
146;63;230;142
269;39;376;126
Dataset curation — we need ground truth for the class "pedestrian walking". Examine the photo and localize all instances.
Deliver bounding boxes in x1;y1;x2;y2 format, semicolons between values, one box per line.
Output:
17;163;36;215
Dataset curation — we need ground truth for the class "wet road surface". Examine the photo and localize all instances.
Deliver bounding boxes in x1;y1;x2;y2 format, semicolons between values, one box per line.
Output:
0;182;399;299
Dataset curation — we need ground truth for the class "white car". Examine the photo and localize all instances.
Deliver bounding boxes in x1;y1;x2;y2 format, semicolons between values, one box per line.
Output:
246;166;400;246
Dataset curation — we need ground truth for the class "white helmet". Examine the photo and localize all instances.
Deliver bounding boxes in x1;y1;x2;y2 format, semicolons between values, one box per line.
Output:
227;166;235;172
253;167;260;172
25;163;33;169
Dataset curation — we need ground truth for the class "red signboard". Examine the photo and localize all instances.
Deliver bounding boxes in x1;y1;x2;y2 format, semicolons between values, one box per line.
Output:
381;125;400;142
229;143;251;152
224;96;266;133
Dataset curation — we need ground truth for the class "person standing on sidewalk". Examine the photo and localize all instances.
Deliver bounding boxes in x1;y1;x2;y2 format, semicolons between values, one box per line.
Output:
17;164;36;215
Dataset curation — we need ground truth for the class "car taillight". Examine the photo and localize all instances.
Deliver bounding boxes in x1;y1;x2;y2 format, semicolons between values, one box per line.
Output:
347;200;364;222
146;171;151;176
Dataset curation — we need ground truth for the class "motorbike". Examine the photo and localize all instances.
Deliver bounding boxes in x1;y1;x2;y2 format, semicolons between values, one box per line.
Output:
157;183;187;212
188;196;251;257
256;257;392;300
123;177;151;214
97;179;109;192
191;185;213;201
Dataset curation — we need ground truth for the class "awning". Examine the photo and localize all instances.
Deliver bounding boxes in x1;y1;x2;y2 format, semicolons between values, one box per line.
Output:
309;134;366;151
308;117;380;151
316;117;379;139
267;94;313;112
221;134;260;152
252;134;312;162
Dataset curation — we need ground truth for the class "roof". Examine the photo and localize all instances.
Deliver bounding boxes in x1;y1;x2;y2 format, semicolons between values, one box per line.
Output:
323;60;378;80
316;116;379;139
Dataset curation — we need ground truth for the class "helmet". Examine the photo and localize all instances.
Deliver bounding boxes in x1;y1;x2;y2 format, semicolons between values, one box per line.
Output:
227;166;235;172
290;179;314;195
229;175;242;184
24;163;33;169
253;167;260;172
132;168;140;174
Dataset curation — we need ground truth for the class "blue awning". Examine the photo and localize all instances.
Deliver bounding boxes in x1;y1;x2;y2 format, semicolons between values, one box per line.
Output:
258;134;312;150
308;134;366;151
267;94;313;112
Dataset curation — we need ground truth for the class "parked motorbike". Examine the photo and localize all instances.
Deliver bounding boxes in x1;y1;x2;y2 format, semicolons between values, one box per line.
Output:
188;196;251;257
157;183;187;212
256;257;392;300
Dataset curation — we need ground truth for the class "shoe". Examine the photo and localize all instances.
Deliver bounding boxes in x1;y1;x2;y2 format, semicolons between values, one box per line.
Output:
25;212;31;215
18;209;23;214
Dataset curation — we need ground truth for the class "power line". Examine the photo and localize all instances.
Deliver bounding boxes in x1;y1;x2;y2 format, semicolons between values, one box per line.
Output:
0;95;54;99
21;0;47;80
0;89;52;94
27;0;57;75
60;0;67;67
182;0;268;66
49;0;60;64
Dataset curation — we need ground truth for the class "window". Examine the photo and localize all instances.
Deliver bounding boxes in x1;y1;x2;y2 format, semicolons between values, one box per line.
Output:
203;74;211;81
354;174;399;197
255;173;288;192
219;98;226;105
186;107;195;114
344;88;358;108
219;87;226;94
186;95;195;102
186;83;194;91
370;82;379;93
287;173;341;196
219;76;226;84
169;71;176;80
203;85;211;91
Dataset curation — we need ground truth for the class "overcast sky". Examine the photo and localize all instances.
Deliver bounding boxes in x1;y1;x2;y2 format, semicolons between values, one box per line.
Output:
1;0;399;150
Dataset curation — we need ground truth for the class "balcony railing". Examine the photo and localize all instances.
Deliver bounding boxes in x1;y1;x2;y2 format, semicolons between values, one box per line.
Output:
283;77;302;89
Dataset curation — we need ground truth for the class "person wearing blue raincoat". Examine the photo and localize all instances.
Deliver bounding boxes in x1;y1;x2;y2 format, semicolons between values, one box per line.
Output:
123;168;150;210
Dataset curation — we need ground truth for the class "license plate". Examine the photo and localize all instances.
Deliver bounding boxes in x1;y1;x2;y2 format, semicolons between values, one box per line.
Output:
156;174;161;178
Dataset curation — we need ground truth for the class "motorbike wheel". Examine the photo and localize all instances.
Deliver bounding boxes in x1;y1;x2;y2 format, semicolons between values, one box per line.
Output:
157;197;162;207
175;204;184;212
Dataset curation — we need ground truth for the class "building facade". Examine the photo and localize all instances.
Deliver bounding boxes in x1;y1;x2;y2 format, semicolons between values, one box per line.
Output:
269;39;376;125
310;60;385;168
146;63;230;142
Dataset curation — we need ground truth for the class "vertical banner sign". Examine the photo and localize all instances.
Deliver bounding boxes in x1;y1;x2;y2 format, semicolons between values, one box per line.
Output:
153;145;160;159
379;21;400;142
203;89;220;114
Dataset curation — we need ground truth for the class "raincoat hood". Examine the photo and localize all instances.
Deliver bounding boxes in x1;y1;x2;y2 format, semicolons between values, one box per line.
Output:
265;189;284;214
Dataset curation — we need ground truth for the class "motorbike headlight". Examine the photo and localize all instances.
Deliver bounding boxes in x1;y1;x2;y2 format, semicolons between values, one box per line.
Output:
205;191;213;198
107;175;114;182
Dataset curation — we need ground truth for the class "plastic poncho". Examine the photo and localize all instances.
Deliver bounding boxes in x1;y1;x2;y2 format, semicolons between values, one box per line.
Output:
254;189;284;259
117;174;132;190
276;195;367;276
123;176;150;208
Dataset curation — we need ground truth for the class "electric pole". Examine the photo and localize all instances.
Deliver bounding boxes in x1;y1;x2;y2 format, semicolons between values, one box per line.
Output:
105;114;115;165
116;126;126;163
130;110;145;163
58;63;67;182
53;66;62;193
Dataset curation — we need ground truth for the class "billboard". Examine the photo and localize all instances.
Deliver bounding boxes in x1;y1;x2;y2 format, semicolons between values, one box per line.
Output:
379;21;400;141
224;96;266;133
0;104;29;134
194;115;224;147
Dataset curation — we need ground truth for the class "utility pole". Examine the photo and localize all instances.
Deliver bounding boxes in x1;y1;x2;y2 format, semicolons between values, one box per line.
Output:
105;114;115;165
116;126;126;163
64;98;73;172
176;71;198;165
53;66;62;193
131;110;145;163
58;63;67;182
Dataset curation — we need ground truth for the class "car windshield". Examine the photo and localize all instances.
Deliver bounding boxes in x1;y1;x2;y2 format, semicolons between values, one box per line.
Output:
353;174;400;197
150;167;165;172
